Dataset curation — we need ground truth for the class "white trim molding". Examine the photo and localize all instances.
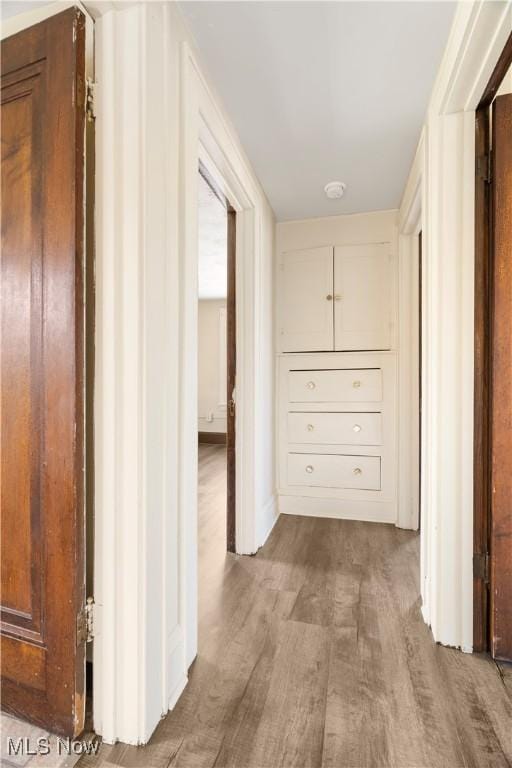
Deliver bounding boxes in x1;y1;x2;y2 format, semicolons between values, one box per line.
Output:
397;131;424;533
93;1;276;745
400;0;512;651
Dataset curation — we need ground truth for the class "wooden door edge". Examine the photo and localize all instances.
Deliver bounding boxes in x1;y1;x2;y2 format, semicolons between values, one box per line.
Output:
473;33;512;653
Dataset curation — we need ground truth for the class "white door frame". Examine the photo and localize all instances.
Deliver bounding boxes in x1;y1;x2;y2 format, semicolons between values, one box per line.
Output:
399;0;512;651
91;6;273;742
397;149;423;533
179;39;266;666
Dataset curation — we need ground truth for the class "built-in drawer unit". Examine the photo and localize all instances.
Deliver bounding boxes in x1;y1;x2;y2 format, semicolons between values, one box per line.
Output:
287;453;381;491
278;353;397;523
288;368;382;403
287;411;382;446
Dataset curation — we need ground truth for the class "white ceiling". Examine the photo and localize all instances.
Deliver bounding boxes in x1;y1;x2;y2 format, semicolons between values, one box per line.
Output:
180;1;456;221
1;1;50;19
198;173;227;300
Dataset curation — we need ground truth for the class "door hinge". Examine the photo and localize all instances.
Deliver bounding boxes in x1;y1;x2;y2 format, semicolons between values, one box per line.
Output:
86;78;97;122
77;597;95;645
473;552;489;584
477;152;492;184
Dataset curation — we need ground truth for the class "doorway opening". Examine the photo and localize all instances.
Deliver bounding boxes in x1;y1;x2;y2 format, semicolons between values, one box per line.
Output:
197;163;236;565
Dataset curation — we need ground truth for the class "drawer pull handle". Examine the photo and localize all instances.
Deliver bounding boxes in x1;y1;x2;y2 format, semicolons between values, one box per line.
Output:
353;424;362;433
334;294;342;301
353;380;361;388
307;424;315;431
353;467;362;476
306;381;316;390
305;465;314;473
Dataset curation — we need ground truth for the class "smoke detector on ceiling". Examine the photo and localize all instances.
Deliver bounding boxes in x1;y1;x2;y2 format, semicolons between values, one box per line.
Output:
324;181;346;200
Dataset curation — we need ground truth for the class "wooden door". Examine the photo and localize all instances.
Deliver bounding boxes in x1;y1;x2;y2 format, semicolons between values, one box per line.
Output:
333;244;392;351
1;8;87;735
279;247;334;352
226;209;236;552
490;93;512;662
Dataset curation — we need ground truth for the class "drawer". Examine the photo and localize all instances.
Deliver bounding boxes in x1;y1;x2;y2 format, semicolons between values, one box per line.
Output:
287;452;381;491
287;412;382;445
288;368;382;403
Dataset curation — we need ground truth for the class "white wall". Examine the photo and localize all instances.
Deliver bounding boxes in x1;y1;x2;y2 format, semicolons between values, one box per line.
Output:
198;300;227;433
497;61;512;95
91;0;276;746
276;209;398;253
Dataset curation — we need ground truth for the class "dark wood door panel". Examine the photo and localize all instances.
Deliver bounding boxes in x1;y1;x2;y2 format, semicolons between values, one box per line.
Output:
490;93;512;662
1;66;45;640
1;8;86;735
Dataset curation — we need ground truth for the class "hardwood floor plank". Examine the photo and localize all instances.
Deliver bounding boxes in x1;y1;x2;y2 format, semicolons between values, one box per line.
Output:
289;518;338;627
246;620;330;768
78;445;512;768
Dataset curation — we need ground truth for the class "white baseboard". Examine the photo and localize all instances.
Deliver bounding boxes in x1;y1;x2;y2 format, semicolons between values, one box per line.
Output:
166;626;188;713
168;674;188;711
278;494;396;524
256;494;279;549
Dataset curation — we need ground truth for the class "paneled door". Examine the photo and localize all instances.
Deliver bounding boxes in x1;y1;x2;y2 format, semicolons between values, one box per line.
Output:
279;247;334;352
334;244;393;351
1;9;87;735
490;93;512;662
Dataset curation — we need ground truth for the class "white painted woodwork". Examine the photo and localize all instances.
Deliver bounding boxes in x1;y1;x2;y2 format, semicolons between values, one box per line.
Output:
84;0;277;747
397;0;512;651
287;453;381;491
334;243;393;351
279;247;334;352
277;237;396;354
288;368;383;403
397;143;422;534
287;411;382;446
278;494;397;522
278;352;397;524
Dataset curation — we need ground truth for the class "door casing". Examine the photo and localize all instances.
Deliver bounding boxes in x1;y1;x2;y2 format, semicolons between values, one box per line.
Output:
198;162;237;553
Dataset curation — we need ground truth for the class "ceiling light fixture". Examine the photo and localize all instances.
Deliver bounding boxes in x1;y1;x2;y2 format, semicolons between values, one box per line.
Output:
324;181;346;200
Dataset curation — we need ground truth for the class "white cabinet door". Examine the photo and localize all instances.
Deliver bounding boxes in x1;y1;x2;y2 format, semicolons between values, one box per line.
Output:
279;247;333;352
334;244;393;351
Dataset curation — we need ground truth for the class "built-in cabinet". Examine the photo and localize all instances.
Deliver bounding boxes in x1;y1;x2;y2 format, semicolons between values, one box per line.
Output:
277;239;398;523
279;243;394;353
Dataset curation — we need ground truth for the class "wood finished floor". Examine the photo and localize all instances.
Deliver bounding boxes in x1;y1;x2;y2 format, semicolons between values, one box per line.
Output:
80;445;512;768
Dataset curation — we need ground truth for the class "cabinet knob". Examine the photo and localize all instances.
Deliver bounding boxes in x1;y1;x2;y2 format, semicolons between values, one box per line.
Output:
326;294;333;301
306;381;316;390
305;465;314;473
307;423;315;431
353;424;362;433
353;467;362;476
352;380;361;388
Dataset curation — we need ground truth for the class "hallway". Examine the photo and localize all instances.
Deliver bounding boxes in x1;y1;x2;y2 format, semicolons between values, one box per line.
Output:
79;446;512;768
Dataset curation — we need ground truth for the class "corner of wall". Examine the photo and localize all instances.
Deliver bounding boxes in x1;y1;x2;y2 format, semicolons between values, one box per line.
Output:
256;495;278;551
